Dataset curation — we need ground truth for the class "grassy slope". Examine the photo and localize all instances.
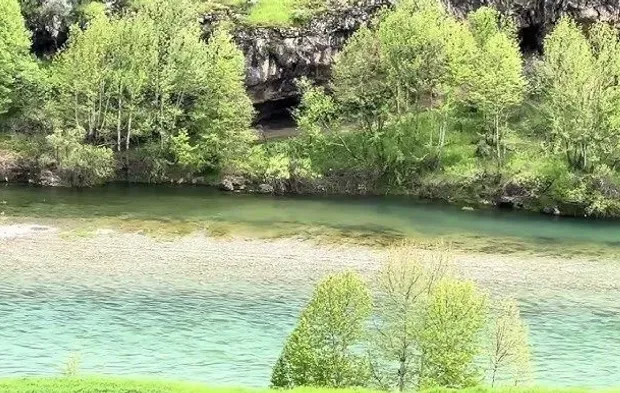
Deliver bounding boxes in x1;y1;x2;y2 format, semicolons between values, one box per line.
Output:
0;378;616;393
246;0;298;25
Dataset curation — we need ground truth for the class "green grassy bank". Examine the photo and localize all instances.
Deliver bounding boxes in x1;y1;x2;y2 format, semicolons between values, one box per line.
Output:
0;378;615;393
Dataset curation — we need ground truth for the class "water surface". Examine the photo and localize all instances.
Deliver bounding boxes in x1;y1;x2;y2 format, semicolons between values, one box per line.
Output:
1;184;619;387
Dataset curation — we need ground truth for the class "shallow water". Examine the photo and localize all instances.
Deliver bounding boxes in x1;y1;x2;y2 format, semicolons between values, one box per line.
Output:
3;183;620;247
1;184;620;387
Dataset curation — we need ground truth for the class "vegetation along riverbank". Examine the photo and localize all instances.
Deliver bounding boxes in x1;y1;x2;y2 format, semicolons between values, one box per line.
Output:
3;0;620;217
0;378;617;393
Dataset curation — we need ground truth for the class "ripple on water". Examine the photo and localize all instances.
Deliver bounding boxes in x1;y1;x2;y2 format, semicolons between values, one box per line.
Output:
0;277;618;387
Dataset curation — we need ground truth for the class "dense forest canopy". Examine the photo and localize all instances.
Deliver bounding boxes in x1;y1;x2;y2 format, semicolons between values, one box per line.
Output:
3;0;620;217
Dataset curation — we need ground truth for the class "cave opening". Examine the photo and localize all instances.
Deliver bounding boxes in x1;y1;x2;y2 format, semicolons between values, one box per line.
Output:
253;96;301;139
519;23;545;54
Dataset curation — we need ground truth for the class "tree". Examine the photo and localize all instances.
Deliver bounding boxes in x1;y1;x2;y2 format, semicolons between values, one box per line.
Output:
0;0;36;115
48;4;117;142
173;26;255;173
270;272;372;388
418;277;488;389
369;246;450;391
47;0;254;179
465;7;525;169
538;17;620;171
487;299;531;387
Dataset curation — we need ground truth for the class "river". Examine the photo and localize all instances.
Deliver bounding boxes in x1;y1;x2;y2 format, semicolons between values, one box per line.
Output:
0;184;619;387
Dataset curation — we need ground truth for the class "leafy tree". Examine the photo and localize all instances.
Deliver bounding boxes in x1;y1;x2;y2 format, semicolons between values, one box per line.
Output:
271;271;372;388
173;26;255;173
299;0;482;184
369;245;449;391
48;4;116;141
331;25;390;161
418;277;488;389
465;7;525;169
0;0;36;115
487;298;532;387
538;18;620;171
47;0;254;179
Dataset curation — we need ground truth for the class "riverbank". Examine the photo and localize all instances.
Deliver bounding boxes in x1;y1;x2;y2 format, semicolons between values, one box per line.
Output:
1;377;616;393
0;137;615;220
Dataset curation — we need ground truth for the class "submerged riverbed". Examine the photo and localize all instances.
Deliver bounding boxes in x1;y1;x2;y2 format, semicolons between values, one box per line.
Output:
1;184;619;387
3;183;620;254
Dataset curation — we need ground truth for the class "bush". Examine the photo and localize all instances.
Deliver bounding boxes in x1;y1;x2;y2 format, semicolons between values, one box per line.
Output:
44;128;115;186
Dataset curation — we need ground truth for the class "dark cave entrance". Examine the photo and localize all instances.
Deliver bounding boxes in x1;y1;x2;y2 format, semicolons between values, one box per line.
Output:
253;97;301;140
519;23;545;54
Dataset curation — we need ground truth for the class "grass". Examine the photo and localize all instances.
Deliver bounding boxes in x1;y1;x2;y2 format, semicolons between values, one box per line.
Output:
0;378;616;393
246;0;298;25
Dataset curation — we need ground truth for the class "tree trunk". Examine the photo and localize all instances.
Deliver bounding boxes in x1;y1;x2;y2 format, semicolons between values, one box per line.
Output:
117;94;123;152
126;111;133;151
495;114;501;169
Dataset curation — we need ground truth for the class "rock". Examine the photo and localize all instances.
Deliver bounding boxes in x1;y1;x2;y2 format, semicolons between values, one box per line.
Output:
461;206;475;211
220;175;247;191
38;169;62;187
230;0;394;104
496;195;524;209
258;183;274;194
542;206;561;216
220;177;235;191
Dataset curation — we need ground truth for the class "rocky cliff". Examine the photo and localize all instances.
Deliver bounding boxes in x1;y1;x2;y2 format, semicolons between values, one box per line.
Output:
229;0;394;104
22;0;620;106
230;0;620;105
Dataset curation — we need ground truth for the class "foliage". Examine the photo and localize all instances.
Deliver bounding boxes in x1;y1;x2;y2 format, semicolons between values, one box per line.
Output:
44;128;115;186
46;0;254;179
369;245;450;391
487;299;532;387
270;271;373;388
418;278;488;389
247;0;298;25
245;0;353;25
0;0;37;115
464;7;525;169
60;353;82;377
538;18;620;172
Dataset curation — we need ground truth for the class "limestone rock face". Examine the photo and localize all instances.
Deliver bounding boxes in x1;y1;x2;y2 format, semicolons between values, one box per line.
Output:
447;0;619;26
231;0;394;104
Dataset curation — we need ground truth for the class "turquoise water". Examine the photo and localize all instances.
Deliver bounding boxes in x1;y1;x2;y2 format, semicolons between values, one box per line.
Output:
3;183;620;247
1;184;620;387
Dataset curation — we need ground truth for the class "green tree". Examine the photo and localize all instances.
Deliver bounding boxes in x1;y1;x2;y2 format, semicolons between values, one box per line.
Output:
47;0;254;179
0;0;36;115
419;277;488;389
538;18;620;171
465;7;525;169
487;299;532;387
299;0;483;184
172;26;255;173
369;246;449;391
271;272;372;388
